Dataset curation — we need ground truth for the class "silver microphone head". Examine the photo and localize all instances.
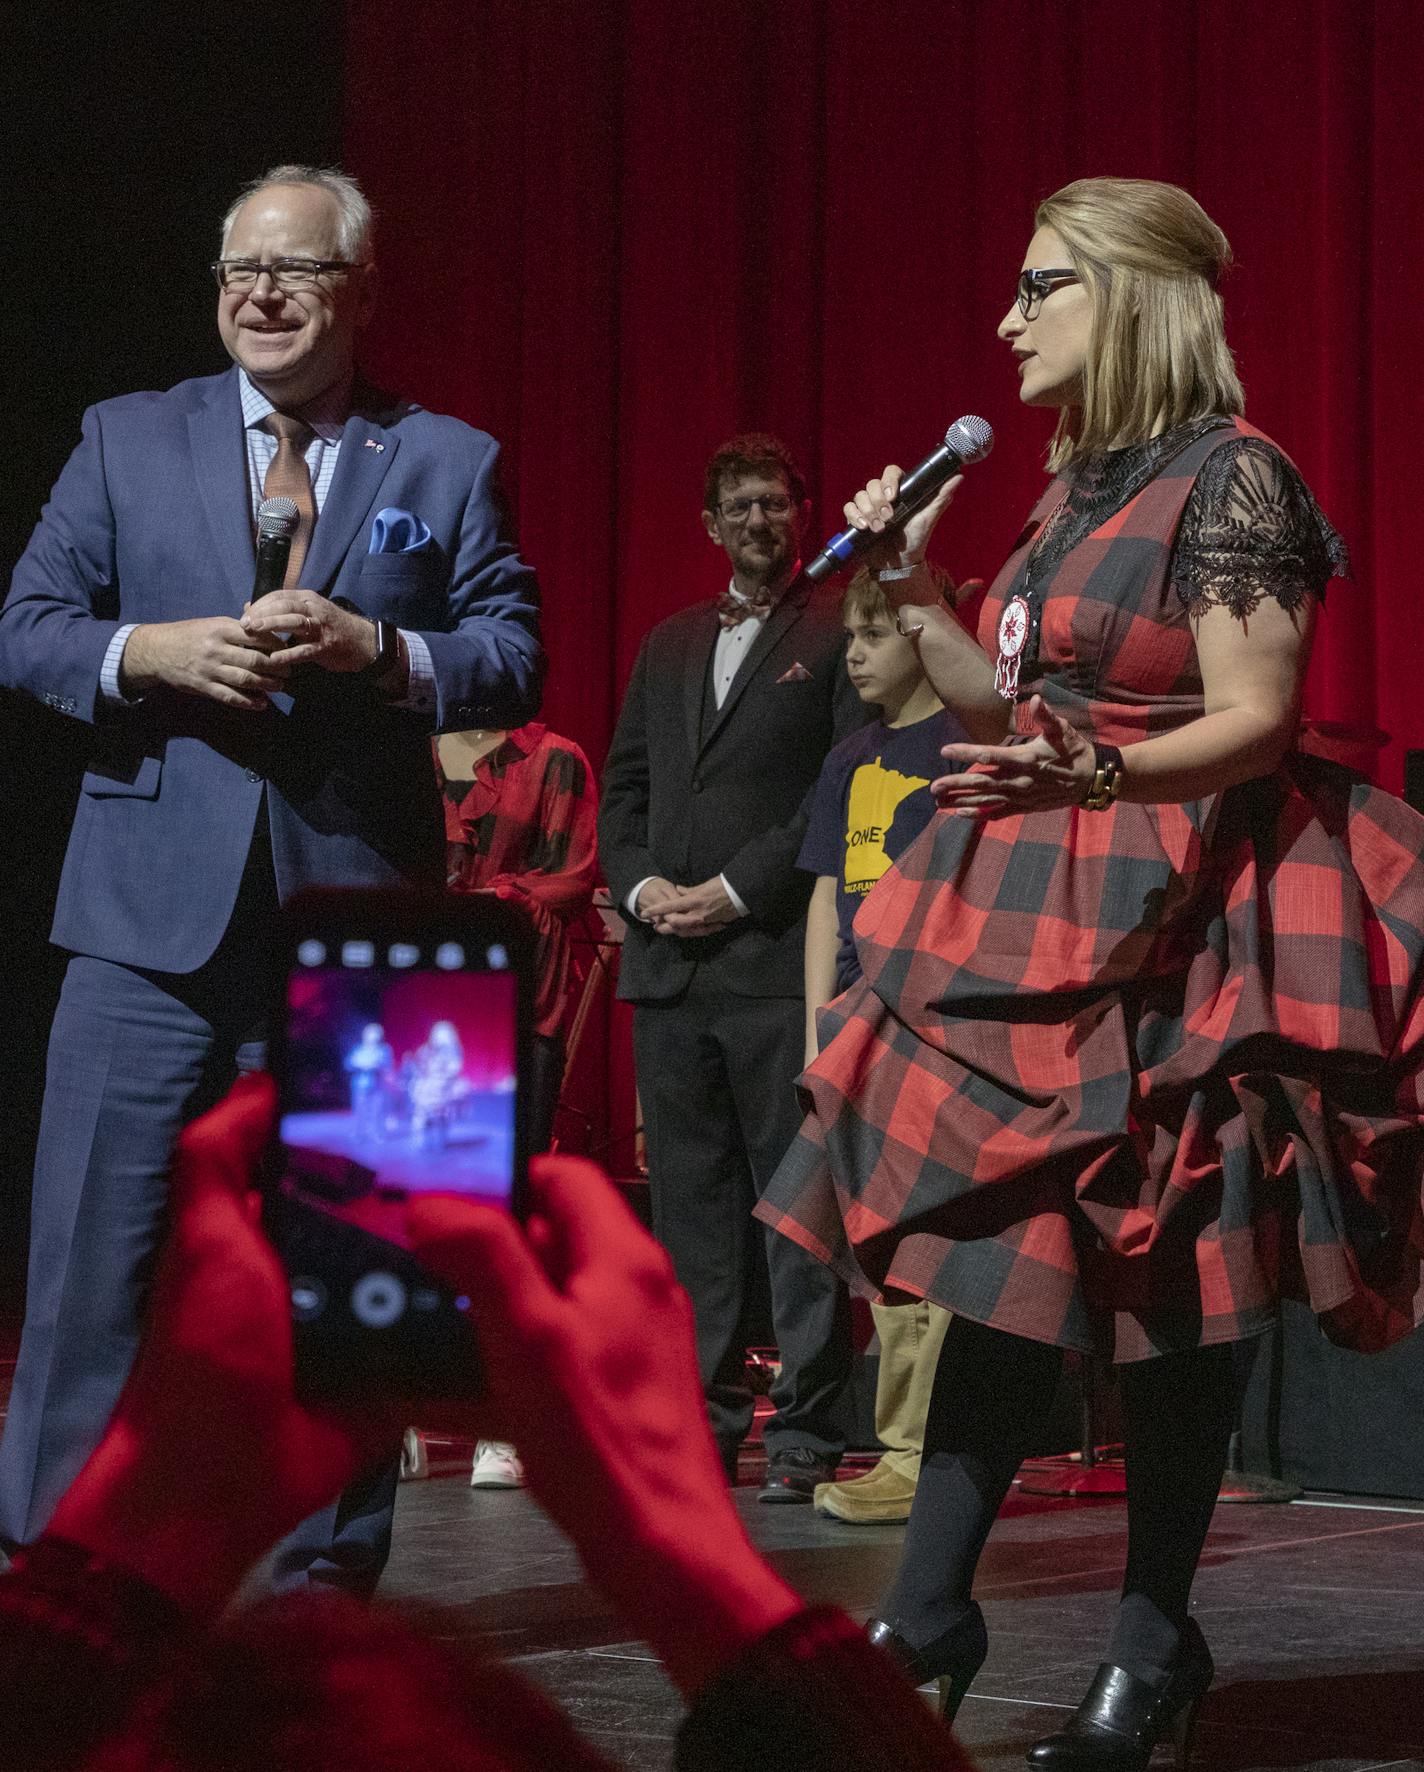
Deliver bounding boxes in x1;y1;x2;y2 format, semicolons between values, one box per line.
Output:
945;415;994;464
257;495;299;538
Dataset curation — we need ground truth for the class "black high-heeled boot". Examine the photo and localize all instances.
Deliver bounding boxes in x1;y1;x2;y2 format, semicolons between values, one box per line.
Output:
866;1602;988;1724
1026;1619;1212;1771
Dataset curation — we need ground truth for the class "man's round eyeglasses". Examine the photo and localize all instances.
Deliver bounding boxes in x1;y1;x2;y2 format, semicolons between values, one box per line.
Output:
717;493;794;522
1016;267;1080;322
211;258;369;292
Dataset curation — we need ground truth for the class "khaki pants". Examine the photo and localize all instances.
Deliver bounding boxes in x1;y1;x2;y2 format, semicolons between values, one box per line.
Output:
871;1299;951;1478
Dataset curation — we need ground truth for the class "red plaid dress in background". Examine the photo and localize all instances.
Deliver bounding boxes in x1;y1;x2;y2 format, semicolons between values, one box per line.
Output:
755;419;1424;1363
434;723;598;1037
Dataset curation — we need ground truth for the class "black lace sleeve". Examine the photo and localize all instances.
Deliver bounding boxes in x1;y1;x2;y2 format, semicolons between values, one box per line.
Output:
1172;437;1350;620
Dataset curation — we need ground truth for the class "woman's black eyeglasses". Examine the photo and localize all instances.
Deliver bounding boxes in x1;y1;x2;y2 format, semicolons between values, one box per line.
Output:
1016;268;1080;321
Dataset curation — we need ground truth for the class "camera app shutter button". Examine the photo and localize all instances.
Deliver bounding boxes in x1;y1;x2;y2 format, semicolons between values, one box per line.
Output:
351;1271;408;1328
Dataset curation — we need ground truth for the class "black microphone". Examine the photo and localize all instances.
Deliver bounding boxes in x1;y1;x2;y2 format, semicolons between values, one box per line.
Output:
252;496;299;601
805;415;995;583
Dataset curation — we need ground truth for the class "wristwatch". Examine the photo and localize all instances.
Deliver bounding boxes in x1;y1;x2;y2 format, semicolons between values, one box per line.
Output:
361;617;400;680
1082;742;1125;811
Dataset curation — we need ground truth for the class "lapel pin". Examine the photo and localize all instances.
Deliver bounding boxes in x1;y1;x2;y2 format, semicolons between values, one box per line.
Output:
364;439;385;453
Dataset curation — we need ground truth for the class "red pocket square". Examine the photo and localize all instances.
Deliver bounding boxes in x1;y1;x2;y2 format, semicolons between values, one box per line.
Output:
777;662;812;683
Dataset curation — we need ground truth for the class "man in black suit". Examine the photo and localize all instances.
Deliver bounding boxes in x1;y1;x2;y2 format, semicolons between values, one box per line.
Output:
599;435;866;1498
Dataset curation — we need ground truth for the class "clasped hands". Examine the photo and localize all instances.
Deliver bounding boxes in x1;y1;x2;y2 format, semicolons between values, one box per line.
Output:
240;588;381;675
636;875;742;938
932;693;1098;818
119;593;380;710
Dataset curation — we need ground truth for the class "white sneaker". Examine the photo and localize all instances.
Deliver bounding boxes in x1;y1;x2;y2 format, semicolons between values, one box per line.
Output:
470;1440;525;1488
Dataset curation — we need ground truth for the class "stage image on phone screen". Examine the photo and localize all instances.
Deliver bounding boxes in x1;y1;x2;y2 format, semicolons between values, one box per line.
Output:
279;949;518;1256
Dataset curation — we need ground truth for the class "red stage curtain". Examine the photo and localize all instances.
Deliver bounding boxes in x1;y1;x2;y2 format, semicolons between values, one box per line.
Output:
343;0;1422;1143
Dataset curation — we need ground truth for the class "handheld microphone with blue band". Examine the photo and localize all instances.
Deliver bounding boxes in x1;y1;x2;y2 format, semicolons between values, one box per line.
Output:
804;415;995;583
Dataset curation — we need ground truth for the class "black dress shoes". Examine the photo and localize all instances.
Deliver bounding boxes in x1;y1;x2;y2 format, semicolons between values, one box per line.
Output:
1027;1619;1213;1771
757;1446;838;1502
865;1602;988;1723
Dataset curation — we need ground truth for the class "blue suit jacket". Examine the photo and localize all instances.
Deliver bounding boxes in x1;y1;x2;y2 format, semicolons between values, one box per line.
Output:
0;368;544;972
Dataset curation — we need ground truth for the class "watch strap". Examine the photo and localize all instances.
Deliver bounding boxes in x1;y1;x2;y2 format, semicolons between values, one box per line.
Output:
1082;741;1125;811
361;617;400;679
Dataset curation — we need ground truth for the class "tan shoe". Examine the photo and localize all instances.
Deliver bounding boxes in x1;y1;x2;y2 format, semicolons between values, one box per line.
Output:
813;1457;917;1523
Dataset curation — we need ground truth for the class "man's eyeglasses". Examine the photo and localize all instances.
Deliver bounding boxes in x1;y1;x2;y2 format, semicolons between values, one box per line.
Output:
1016;267;1080;322
717;493;794;523
211;258;369;292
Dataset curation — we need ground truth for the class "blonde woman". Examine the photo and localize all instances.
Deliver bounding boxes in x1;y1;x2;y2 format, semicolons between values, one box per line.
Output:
757;179;1424;1766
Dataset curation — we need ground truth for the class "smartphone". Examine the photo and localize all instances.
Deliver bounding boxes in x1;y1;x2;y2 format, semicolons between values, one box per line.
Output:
264;888;534;1399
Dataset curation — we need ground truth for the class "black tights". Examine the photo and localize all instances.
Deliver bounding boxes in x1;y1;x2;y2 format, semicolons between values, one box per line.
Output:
880;1316;1238;1679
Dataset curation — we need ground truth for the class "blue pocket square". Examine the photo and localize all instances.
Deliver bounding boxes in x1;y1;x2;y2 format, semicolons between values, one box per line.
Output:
368;507;433;554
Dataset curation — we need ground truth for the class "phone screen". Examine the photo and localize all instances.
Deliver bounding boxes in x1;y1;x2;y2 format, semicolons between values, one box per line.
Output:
268;896;531;1397
281;948;519;1224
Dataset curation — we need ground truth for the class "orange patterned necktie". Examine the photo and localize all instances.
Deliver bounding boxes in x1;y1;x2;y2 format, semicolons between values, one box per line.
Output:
260;412;316;588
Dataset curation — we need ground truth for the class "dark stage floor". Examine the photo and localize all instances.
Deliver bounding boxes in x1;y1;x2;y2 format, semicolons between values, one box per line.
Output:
377;1440;1424;1772
5;1321;1423;1771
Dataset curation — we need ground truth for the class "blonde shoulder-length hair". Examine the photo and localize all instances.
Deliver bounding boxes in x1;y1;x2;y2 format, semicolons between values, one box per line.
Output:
1035;178;1244;471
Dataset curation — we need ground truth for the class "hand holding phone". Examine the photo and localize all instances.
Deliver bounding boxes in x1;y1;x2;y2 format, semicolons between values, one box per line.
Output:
52;1073;803;1698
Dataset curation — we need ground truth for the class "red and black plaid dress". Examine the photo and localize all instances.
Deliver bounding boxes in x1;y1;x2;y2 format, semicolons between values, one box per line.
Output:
755;418;1424;1362
434;723;598;1038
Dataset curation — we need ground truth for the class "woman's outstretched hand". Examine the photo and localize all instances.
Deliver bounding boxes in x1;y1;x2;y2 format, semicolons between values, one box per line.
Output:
932;693;1098;817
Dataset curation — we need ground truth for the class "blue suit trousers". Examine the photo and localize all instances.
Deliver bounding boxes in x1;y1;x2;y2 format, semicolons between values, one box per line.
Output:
0;949;398;1595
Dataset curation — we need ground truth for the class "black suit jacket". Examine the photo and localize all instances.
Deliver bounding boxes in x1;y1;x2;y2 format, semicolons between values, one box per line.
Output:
599;576;868;1001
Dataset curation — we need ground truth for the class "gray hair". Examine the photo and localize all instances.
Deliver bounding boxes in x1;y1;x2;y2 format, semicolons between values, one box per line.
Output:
220;165;375;262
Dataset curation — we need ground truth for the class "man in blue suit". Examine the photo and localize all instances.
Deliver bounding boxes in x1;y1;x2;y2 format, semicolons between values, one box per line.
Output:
0;165;543;1589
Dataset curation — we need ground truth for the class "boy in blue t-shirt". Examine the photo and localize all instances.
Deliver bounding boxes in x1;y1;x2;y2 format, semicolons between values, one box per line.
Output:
797;568;965;1524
